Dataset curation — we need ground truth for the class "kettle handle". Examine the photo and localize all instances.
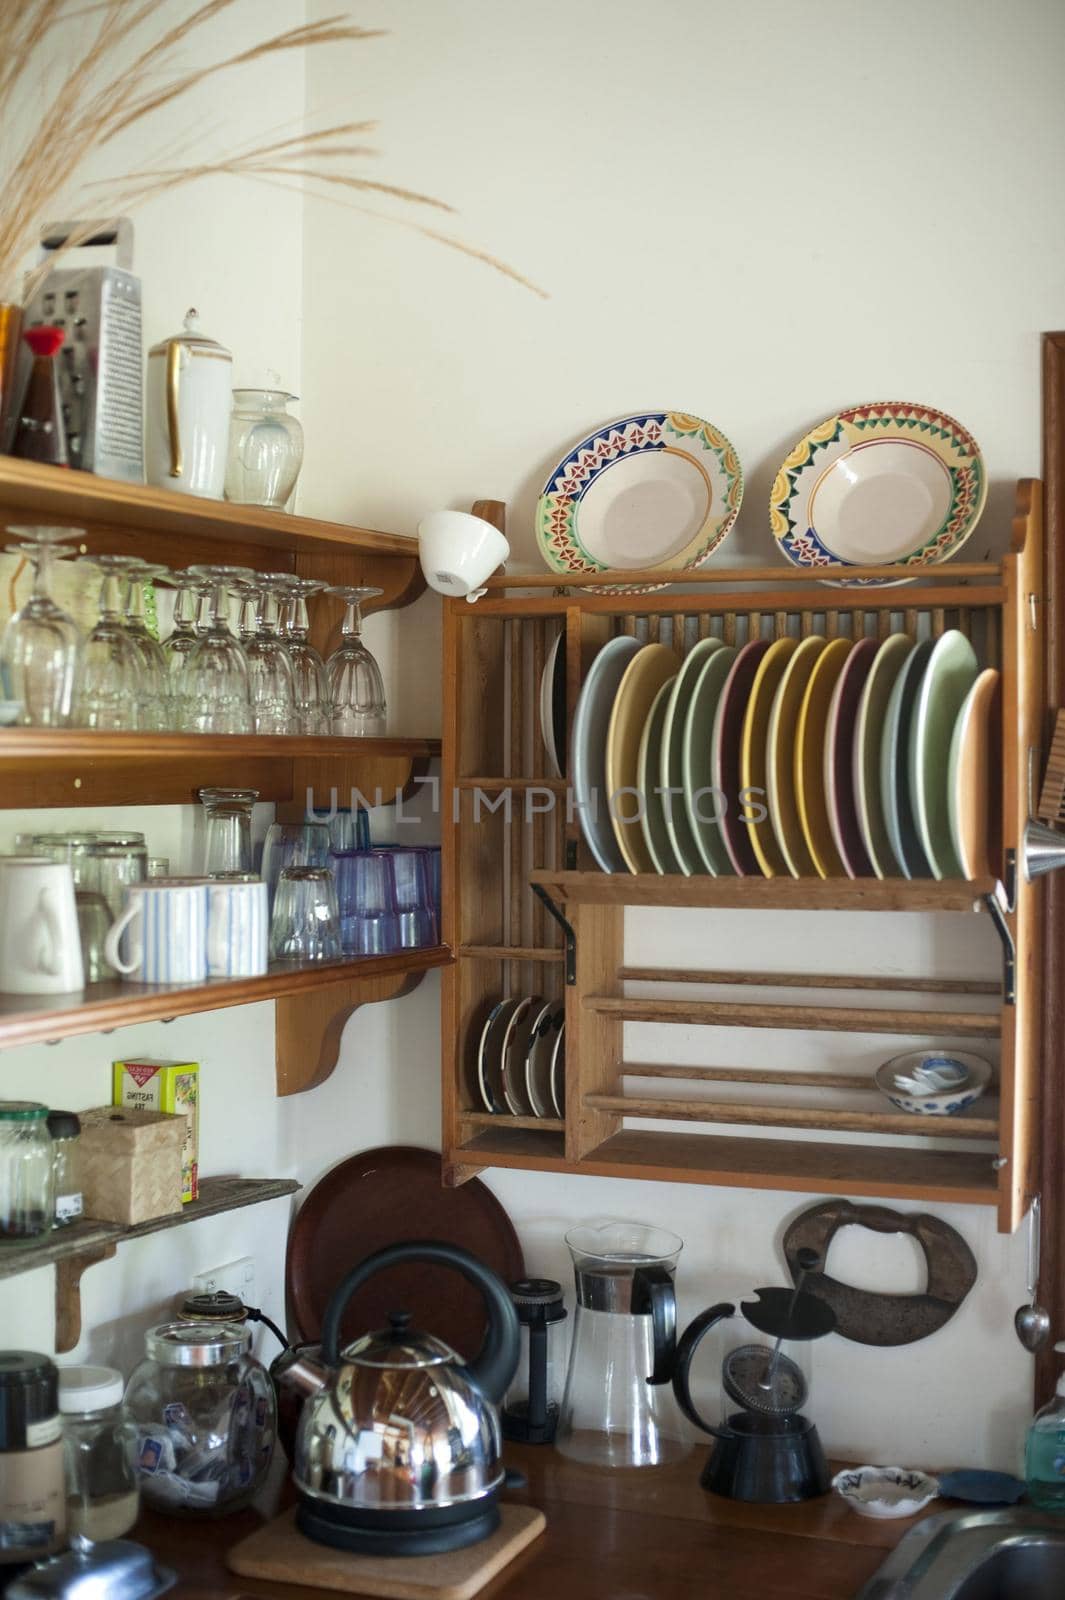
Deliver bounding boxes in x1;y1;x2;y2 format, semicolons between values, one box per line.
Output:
671;1301;736;1439
320;1239;521;1405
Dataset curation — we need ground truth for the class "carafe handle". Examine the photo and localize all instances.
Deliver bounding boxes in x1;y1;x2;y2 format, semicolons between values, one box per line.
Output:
320;1239;520;1404
671;1302;736;1437
632;1263;678;1386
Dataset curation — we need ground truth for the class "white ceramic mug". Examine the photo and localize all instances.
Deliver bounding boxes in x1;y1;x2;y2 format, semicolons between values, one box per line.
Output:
104;879;209;984
417;511;510;603
0;857;84;994
206;877;269;978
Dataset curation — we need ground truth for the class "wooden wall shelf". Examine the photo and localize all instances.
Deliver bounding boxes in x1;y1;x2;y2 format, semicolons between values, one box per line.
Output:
441;488;1044;1232
0;729;441;809
0;1175;300;1353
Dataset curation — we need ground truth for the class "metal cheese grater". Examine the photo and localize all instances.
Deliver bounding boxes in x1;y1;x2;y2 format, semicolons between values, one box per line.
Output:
22;220;143;481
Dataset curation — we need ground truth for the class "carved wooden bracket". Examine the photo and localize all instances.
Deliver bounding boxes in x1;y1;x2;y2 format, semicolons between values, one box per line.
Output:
55;1243;118;1353
275;966;437;1096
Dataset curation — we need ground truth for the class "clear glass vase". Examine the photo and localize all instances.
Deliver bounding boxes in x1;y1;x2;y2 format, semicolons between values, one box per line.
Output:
225;389;304;510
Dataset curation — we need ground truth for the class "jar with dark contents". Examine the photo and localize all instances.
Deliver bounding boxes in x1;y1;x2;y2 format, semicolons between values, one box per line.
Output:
0;1351;66;1561
0;1102;54;1242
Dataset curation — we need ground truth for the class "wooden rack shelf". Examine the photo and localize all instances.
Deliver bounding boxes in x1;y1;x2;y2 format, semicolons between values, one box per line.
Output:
0;730;440;809
0;1175;300;1353
441;488;1044;1231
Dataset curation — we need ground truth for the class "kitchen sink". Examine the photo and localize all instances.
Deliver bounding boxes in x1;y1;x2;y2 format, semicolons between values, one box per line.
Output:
855;1508;1065;1599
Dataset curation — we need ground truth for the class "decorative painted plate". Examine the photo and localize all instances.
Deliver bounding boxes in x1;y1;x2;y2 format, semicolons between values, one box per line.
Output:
823;638;878;877
682;644;738;876
526;1003;564;1118
769;402;986;582
853;635;914;879
794;638;852;878
711;639;770;876
539;630;566;778
740;638;799;877
571;636;642;872
880;640;935;879
536;412;743;589
910;630;979;879
766;636;828;878
637;676;682;874
661;637;727;875
948;668;1001;880
605;643;681;873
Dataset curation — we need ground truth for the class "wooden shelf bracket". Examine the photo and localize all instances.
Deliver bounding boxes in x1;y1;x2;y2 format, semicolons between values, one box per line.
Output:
275;966;433;1096
55;1244;117;1354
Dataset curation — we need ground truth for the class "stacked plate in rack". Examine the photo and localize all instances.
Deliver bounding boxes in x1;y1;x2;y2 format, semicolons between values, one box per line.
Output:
567;628;1001;881
474;995;565;1118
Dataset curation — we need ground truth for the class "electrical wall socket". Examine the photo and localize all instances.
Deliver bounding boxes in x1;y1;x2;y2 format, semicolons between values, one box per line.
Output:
193;1255;255;1303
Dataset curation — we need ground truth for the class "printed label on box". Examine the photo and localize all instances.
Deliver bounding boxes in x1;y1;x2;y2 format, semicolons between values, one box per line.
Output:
113;1059;199;1202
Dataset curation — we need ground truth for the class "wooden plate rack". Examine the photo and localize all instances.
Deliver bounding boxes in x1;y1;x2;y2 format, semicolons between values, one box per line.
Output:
441;483;1044;1231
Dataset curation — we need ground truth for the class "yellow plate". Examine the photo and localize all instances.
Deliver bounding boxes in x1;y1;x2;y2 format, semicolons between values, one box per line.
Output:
794;638;853;878
766;636;829;877
605;643;681;873
740;638;798;877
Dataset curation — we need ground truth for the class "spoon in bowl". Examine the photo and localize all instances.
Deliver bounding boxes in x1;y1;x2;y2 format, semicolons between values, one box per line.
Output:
1015;1196;1051;1352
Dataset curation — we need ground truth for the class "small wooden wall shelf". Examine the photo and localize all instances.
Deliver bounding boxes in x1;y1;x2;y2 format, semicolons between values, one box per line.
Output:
441;486;1045;1232
0;1175;300;1353
0;464;449;1093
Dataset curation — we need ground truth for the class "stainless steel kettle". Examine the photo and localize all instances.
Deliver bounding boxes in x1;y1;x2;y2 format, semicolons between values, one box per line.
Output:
275;1241;520;1556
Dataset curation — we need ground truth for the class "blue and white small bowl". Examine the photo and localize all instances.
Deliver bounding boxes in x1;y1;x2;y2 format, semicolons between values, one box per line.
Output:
874;1051;993;1117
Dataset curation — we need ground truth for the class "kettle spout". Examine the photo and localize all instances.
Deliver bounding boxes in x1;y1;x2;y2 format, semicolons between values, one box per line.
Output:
271;1346;328;1398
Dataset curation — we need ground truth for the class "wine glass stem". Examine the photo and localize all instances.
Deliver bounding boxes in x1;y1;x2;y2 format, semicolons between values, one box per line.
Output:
343;601;362;640
31;545;53;599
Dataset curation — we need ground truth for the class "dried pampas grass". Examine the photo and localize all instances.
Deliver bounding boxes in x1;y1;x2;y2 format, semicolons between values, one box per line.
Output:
0;0;546;301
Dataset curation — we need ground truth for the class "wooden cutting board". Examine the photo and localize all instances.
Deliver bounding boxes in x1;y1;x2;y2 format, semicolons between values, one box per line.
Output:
227;1505;546;1600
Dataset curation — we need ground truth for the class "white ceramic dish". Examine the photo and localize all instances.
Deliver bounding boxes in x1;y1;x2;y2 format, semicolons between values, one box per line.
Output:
910;629;978;880
571;635;642;872
661;636;726;875
477;997;521;1113
832;1466;940;1519
874;1051;992;1117
539;631;566;778
525;1001;562;1118
549;1020;566;1117
500;995;536;1114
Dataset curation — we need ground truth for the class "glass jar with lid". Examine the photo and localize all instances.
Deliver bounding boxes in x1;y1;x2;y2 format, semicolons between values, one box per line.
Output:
124;1321;275;1516
46;1111;82;1227
225;388;304;509
0;1103;54;1243
58;1365;139;1540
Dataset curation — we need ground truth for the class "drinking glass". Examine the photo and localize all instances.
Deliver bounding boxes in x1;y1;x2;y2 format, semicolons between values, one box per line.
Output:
421;844;442;928
198;787;259;876
76;889;113;983
122;559;170;731
278;575;329;735
86;838;148;918
325;586;387;737
324;807;371;854
236;575;296;735
269;866;341;962
179;565;254;733
162;572;203;704
147;856;170;878
0;528;80;726
385;847;438;948
331;849;401;955
76;555;144;730
260;820;331;909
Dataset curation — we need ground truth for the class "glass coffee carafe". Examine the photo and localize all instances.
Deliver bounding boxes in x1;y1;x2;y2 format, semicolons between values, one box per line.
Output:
556;1221;690;1469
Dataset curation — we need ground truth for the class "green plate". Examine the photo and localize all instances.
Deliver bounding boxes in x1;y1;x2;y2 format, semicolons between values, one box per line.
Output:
659;637;727;875
637;676;681;874
909;629;978;879
682;644;738;875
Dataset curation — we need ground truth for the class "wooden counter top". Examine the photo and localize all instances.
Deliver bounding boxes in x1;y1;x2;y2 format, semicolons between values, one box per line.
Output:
137;1444;925;1600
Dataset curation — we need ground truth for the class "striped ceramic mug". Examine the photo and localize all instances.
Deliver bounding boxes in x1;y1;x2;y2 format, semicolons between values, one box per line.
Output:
205;875;269;978
104;879;209;984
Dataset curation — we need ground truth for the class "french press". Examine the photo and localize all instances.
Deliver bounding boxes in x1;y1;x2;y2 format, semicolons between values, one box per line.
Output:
501;1279;567;1445
555;1221;690;1469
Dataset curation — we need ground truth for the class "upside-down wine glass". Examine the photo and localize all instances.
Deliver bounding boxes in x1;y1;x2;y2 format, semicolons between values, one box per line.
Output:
276;574;328;735
325;586;387;737
123;559;171;730
75;555;145;730
162;570;202;691
0;527;80;725
179;565;254;733
236;575;296;735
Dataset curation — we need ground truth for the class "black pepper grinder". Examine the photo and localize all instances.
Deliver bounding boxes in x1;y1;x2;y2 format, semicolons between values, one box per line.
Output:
501;1279;567;1445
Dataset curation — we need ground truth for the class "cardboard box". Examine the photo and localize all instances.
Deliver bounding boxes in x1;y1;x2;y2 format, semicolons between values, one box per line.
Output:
79;1106;184;1225
112;1059;199;1202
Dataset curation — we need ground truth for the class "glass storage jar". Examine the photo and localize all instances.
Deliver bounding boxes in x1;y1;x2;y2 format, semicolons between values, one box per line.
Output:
0;1103;54;1243
46;1111;82;1227
224;389;304;509
58;1365;139;1540
124;1321;275;1516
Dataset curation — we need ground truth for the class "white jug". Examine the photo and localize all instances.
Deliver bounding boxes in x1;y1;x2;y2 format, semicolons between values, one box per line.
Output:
0;857;84;994
146;308;232;498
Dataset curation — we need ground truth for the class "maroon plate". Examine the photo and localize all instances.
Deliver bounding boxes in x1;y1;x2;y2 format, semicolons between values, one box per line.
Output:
286;1145;525;1359
712;639;770;875
824;638;878;877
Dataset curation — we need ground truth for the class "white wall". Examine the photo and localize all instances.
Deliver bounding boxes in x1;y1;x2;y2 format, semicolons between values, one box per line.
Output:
298;0;1065;1470
1;0;1059;1474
